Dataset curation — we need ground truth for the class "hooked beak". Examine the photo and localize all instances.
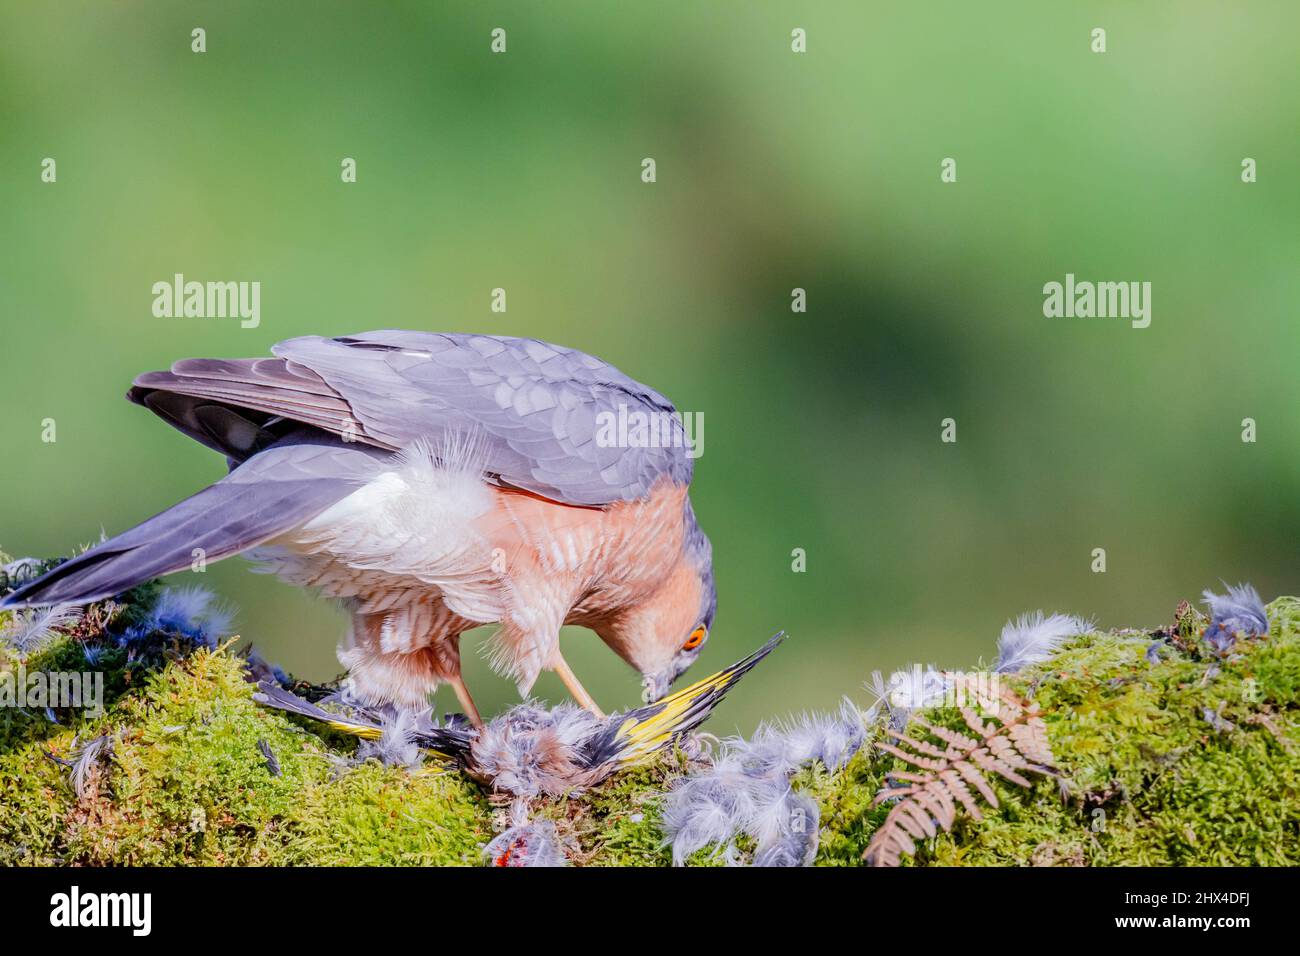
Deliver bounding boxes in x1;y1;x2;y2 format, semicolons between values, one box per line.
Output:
641;671;674;703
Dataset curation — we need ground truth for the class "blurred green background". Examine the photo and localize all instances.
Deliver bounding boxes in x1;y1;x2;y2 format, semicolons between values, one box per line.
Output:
2;1;1297;734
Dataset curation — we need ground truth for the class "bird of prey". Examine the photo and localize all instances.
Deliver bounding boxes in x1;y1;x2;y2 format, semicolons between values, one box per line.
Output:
2;331;716;726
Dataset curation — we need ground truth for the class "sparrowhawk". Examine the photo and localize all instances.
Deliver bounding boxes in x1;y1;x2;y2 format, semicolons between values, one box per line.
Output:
2;331;716;725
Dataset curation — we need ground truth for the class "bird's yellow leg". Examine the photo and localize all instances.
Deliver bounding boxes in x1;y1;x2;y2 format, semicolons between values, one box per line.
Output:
447;673;484;730
553;652;605;718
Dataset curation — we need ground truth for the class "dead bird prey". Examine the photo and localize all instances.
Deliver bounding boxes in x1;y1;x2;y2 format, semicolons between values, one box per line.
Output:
2;332;717;726
254;635;783;795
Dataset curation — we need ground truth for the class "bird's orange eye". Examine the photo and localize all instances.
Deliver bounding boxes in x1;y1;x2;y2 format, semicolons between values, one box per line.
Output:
683;626;707;651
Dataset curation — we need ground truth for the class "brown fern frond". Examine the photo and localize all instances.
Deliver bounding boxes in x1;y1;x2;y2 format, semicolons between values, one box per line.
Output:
913;716;980;752
887;729;951;760
876;740;944;771
953;758;999;807
864;685;1057;866
960;707;995;737
1008;720;1054;766
939;768;983;818
969;746;1034;788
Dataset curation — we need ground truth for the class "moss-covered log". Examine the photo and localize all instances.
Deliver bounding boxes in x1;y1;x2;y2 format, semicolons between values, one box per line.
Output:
2;550;1296;866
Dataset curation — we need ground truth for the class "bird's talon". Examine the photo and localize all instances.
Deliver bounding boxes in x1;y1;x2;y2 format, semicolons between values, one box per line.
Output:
448;673;484;730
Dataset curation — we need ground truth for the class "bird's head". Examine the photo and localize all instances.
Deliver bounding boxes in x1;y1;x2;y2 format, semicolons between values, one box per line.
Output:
597;511;716;703
643;559;716;703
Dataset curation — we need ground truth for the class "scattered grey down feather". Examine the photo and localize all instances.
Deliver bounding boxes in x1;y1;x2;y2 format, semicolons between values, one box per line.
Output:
1202;583;1270;649
661;699;866;867
994;611;1093;673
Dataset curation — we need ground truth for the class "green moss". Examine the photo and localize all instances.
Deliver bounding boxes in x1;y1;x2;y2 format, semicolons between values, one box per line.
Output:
3;561;1298;865
2;645;492;866
275;761;490;866
809;596;1300;866
0;730;75;865
795;748;888;866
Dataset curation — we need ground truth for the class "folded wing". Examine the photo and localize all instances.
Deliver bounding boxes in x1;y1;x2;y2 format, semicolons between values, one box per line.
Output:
129;331;694;506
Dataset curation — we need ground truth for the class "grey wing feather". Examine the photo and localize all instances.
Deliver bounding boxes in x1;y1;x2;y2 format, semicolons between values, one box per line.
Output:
133;331;693;506
0;439;386;609
276;332;694;505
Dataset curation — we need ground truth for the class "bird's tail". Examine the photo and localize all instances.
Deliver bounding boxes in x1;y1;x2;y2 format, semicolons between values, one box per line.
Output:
251;681;473;762
0;440;374;610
